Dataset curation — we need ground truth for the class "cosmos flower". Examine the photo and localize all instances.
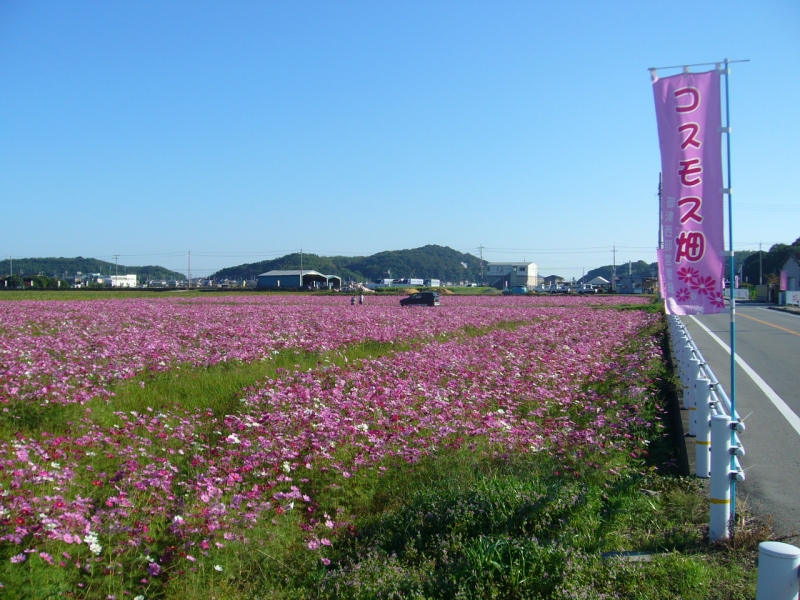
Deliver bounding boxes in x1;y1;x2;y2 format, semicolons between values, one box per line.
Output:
691;275;717;296
677;266;700;284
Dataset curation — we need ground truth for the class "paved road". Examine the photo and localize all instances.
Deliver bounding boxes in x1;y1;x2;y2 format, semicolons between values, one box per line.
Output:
682;303;800;541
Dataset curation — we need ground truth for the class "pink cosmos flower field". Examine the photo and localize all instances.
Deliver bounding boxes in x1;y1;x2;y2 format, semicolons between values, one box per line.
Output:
0;294;646;407
0;293;657;594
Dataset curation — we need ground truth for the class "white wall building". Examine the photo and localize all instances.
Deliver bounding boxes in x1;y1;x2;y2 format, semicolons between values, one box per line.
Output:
106;274;138;288
486;262;538;289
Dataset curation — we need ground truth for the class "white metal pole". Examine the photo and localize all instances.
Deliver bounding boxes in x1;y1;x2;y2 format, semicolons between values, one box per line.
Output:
695;378;712;478
710;413;732;541
756;541;800;600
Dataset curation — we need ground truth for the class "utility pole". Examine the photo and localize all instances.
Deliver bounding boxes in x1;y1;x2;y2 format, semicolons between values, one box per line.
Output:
657;172;663;250
657;173;663;300
479;245;484;285
759;242;762;285
612;245;616;292
187;251;191;289
300;248;303;288
113;254;119;279
8;255;11;277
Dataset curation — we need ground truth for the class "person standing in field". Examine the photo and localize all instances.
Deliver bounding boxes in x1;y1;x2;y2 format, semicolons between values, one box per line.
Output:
351;295;356;306
359;293;364;305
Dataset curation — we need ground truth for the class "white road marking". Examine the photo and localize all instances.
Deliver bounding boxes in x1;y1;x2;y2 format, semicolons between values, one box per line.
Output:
689;316;800;437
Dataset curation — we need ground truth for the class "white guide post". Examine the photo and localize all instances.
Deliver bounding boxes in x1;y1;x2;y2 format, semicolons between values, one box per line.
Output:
695;378;712;478
710;413;732;541
756;541;800;600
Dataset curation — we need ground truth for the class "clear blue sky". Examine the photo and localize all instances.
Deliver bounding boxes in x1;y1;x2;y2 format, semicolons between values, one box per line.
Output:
1;1;798;278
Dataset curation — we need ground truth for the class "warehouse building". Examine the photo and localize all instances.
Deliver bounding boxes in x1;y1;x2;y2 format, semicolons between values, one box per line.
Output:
257;270;341;290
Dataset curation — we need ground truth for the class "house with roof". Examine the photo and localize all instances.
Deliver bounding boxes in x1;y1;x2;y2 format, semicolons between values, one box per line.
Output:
486;262;538;289
780;252;800;306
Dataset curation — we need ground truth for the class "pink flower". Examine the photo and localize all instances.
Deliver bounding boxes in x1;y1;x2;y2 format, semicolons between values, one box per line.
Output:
10;554;26;564
39;552;54;565
690;275;716;296
676;288;691;302
677;266;699;284
709;291;726;308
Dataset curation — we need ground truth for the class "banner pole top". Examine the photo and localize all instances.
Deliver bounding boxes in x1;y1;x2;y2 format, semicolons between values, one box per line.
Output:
647;59;749;72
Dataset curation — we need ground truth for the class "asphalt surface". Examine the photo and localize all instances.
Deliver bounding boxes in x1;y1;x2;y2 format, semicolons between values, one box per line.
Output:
681;302;800;542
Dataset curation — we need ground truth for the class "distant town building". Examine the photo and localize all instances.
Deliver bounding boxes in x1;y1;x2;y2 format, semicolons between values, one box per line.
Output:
781;253;799;292
542;275;565;286
487;262;538;289
106;274;138;288
617;276;657;294
588;276;611;291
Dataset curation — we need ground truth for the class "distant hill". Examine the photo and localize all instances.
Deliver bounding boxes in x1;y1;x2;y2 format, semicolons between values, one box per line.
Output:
212;245;484;283
580;249;761;285
1;257;186;282
580;261;657;284
212;253;364;283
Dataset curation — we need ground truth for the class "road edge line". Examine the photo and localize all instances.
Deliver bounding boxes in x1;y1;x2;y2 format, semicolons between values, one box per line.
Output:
688;316;800;437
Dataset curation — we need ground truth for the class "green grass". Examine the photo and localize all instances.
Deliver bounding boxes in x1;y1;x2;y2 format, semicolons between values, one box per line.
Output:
304;451;758;599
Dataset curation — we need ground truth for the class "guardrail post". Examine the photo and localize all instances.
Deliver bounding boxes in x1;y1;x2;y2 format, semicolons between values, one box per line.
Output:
695;378;712;478
710;413;732;541
678;337;690;408
756;541;800;600
686;358;701;436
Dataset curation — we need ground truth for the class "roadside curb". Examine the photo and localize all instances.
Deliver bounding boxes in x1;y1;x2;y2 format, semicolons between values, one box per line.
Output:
767;305;800;317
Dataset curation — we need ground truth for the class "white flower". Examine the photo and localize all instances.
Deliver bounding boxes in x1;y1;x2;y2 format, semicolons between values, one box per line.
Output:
281;461;291;473
134;595;145;600
85;530;102;555
50;462;61;470
173;515;184;524
214;564;223;572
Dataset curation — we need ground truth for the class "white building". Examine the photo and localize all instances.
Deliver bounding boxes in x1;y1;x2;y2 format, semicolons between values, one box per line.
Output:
486;262;538;289
106;274;138;288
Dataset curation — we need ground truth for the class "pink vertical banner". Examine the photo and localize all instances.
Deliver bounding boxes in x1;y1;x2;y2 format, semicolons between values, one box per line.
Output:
780;270;787;291
653;69;726;315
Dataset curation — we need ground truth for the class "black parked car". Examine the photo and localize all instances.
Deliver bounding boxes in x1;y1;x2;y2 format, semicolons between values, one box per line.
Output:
400;292;440;307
